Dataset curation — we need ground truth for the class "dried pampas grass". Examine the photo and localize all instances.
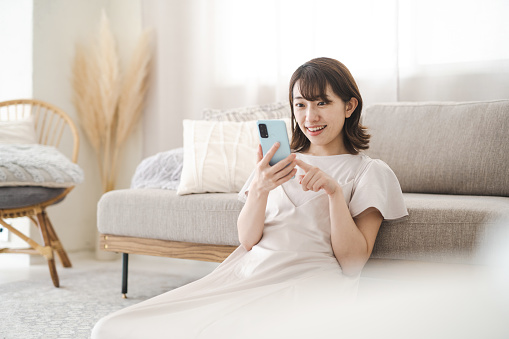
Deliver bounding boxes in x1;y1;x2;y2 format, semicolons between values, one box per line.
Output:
116;29;152;147
72;10;152;193
72;44;101;153
109;28;153;189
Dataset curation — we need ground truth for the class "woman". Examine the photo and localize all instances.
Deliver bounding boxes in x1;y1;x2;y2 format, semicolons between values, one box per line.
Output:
92;57;408;338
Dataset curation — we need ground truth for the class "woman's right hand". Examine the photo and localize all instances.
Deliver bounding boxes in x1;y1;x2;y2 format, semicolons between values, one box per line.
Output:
250;143;297;194
238;143;295;251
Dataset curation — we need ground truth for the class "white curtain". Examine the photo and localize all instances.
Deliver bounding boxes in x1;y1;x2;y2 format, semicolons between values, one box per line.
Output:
141;0;508;156
398;0;509;101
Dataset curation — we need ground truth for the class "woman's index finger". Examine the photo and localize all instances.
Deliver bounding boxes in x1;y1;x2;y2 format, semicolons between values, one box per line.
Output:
295;159;312;172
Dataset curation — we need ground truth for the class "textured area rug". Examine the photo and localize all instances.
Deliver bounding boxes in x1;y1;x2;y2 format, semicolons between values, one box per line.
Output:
0;262;204;339
2;257;507;339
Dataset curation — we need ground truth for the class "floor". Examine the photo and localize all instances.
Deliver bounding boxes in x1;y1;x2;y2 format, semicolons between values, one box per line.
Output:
0;251;220;286
0;250;492;293
2;251;508;338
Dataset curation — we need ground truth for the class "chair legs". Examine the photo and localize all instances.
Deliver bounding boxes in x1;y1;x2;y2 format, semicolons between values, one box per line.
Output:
42;213;72;268
0;211;70;288
36;211;59;287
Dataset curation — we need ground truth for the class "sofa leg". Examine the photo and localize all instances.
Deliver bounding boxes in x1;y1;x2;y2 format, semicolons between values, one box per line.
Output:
122;253;129;298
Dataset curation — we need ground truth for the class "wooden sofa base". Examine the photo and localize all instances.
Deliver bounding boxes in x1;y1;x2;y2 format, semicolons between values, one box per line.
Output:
99;234;237;297
99;234;237;262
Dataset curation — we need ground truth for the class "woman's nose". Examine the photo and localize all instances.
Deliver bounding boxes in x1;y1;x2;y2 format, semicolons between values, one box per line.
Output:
306;106;320;122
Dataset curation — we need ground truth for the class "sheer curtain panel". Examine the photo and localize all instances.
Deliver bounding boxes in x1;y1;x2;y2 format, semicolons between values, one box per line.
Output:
141;0;508;156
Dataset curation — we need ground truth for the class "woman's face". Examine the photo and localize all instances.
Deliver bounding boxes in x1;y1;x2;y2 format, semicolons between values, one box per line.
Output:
292;81;355;155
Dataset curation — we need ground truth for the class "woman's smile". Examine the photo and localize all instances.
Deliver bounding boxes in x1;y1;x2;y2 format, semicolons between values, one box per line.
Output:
306;125;327;136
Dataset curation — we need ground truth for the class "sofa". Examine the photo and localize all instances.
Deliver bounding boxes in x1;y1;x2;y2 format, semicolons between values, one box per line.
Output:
97;100;509;297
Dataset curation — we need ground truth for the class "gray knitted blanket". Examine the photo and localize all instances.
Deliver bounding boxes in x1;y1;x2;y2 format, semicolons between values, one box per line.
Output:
0;144;84;188
131;148;183;190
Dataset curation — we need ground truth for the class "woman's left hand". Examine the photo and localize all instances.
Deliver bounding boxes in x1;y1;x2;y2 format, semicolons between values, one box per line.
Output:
295;159;341;196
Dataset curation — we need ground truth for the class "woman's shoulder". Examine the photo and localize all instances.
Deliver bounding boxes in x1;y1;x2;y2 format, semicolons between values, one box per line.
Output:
357;153;391;168
354;153;398;183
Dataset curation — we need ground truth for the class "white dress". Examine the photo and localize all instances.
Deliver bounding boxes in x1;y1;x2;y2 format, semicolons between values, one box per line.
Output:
92;153;408;339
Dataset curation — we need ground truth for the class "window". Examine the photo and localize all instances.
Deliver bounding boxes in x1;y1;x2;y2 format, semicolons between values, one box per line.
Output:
0;0;33;102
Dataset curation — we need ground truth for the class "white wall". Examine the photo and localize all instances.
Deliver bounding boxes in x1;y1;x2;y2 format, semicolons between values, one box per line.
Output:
0;0;33;259
32;0;143;253
0;0;33;101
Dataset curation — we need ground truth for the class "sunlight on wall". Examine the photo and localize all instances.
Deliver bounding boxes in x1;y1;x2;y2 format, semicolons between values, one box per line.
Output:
0;0;33;266
212;0;397;86
397;0;509;101
207;0;509;103
0;0;33;101
142;0;509;155
400;0;509;66
213;0;279;86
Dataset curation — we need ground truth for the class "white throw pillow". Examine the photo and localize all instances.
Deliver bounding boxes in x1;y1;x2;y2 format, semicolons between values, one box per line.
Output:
177;118;291;195
0;116;37;144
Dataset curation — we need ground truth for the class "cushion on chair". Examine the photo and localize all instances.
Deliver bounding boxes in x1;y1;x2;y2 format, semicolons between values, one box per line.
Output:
363;100;509;196
0;144;84;188
0;116;37;144
0;186;66;209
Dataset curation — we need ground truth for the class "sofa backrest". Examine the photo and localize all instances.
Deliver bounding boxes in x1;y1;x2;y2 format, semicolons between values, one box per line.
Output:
363;100;509;197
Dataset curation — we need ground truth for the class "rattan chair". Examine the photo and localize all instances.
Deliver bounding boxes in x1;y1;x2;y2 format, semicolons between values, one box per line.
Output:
0;99;80;287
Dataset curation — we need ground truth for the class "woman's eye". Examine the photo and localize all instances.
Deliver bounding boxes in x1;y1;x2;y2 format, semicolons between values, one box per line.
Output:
317;102;326;106
295;103;304;108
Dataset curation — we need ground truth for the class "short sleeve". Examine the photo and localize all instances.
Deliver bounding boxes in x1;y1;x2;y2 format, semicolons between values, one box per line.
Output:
237;170;255;203
349;159;408;220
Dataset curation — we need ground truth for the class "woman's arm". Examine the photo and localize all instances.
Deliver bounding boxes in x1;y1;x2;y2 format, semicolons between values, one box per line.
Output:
237;185;269;251
328;193;383;276
295;159;383;276
237;144;297;251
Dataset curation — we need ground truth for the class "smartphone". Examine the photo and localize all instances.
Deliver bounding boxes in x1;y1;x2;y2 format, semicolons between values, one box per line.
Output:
257;120;292;166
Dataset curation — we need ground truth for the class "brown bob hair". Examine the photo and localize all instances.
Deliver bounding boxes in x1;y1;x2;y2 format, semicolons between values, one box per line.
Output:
289;57;370;154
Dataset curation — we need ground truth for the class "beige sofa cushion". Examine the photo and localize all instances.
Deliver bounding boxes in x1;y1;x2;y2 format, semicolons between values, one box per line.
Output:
363;100;509;196
98;189;243;246
97;189;509;263
372;193;509;263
